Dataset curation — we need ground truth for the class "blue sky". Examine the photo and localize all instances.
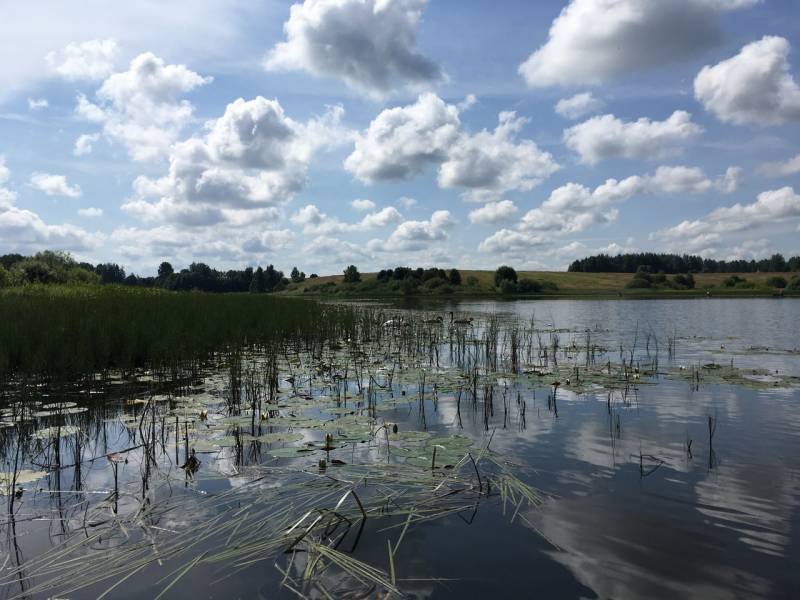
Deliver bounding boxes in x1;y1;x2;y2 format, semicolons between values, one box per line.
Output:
1;0;799;275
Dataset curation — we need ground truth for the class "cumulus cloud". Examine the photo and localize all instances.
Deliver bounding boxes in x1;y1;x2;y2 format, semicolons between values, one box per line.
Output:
555;92;603;119
265;0;441;96
74;133;100;156
519;0;758;87
78;207;103;217
479;164;730;254
758;154;800;178
291;203;401;235
345;93;460;182
29;173;82;197
351;198;376;211
694;36;800;125
76;52;211;161
653;186;800;250
369;209;455;252
438;111;559;202
564;111;703;165
0;161;99;252
468;200;518;224
303;236;372;265
346;93;557;198
46;38;119;81
27;98;48;111
123;96;350;227
399;196;417;208
241;229;295;253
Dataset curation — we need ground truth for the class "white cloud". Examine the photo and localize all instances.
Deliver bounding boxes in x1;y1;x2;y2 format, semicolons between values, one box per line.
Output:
76;52;211;161
29;173;82;197
0;156;16;209
564;111;703;165
555;92;603;119
78;207;103;217
653;186;800;250
478;164;729;254
74;133;100;156
648;165;712;194
46;39;119;81
346;93;557;198
27;98;48;111
438;111;559;202
399;196;417;208
1;2;257;103
694;36;800;125
241;229;295;254
345;92;460;182
468;200;518;224
351;198;376;211
303;236;372;265
0;161;100;252
716;166;741;194
124;97;350;227
290;203;401;235
519;0;758;87
265;0;441;96
369;209;455;252
758;154;800;178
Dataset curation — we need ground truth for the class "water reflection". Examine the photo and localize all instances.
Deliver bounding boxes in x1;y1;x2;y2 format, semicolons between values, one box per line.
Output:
0;298;798;599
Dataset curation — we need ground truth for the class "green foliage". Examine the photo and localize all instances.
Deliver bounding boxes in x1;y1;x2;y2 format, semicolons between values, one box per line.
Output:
766;276;787;288
499;279;518;294
0;265;9;288
448;268;461;285
569;251;798;274
672;273;695;289
0;285;357;378
249;267;266;293
290;266;305;283
465;275;479;287
787;275;800;291
158;261;174;279
343;265;361;283
494;265;518;287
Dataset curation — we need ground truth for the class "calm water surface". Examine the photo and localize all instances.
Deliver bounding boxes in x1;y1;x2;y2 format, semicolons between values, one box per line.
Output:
1;298;798;599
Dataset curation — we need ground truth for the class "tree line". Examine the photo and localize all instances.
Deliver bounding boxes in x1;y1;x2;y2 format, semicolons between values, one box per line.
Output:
0;251;322;293
568;252;800;274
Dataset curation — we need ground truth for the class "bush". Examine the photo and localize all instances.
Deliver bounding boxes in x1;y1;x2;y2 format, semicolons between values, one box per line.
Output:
494;265;518;287
343;265;361;283
787;275;800;291
722;275;746;288
448;268;462;285
465;276;480;287
499;279;518;294
672;273;695;289
766;276;787;288
517;278;542;293
626;277;652;289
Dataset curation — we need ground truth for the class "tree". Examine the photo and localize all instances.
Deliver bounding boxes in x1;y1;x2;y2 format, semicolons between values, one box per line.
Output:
290;267;305;283
158;261;174;279
343;265;361;283
448;268;461;285
249;266;266;293
494;265;517;287
95;263;126;284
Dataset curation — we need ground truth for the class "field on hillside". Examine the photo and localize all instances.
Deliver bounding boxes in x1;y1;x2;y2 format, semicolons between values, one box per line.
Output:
286;270;798;295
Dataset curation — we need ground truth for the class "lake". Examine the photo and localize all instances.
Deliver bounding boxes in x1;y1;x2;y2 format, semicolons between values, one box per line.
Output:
1;297;799;599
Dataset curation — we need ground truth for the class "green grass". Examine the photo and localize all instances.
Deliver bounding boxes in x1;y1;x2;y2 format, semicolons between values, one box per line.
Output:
0;285;358;378
284;270;799;297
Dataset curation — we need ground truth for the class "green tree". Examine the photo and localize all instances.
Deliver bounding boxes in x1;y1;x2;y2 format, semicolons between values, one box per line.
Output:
343;265;361;283
290;266;305;283
249;266;266;293
158;261;174;279
448;268;462;285
494;265;517;287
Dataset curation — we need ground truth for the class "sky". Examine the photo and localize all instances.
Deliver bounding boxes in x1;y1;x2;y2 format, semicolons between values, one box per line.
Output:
1;0;799;276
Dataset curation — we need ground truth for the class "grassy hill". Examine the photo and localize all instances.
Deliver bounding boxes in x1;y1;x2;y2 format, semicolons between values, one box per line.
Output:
284;270;799;297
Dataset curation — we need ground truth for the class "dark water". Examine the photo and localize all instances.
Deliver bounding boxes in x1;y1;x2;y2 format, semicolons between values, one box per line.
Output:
1;298;799;599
